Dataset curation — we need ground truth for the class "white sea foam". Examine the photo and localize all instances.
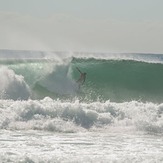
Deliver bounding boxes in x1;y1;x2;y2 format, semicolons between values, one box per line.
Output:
0;130;163;163
0;67;30;100
0;97;162;134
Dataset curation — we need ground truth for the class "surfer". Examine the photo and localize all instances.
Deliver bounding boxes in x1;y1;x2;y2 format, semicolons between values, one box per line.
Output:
76;67;87;88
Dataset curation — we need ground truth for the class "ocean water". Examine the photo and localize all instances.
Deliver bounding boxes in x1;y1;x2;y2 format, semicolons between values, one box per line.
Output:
0;50;163;163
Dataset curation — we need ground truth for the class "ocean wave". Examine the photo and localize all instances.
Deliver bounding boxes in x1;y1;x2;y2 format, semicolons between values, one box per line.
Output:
0;55;163;102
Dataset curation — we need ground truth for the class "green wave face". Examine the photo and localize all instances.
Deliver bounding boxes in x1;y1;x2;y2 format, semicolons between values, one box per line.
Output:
2;57;163;102
71;58;163;102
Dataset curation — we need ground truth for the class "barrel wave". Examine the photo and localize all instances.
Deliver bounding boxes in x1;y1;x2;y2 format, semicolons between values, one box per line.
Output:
0;56;163;103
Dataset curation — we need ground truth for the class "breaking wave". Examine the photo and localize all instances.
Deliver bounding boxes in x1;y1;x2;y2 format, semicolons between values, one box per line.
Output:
1;52;163;102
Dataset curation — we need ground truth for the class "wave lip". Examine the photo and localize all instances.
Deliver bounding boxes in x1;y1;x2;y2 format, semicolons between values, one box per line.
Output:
1;49;163;63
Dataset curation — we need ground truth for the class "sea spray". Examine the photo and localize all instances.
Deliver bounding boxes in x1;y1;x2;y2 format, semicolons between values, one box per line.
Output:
0;67;30;100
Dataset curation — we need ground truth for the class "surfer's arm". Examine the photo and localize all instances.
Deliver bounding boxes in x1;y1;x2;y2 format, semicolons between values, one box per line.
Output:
76;67;82;74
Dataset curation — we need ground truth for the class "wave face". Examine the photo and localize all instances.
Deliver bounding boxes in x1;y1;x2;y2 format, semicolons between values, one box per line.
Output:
72;58;163;102
0;52;163;102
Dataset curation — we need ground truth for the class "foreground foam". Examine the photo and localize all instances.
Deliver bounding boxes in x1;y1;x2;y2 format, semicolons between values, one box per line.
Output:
0;98;162;134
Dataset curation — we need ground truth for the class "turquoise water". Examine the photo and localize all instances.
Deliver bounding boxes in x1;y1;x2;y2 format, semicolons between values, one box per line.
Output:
1;57;163;102
72;58;163;102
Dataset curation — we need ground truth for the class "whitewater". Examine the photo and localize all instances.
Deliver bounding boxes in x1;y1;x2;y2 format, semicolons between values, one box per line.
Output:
0;50;163;163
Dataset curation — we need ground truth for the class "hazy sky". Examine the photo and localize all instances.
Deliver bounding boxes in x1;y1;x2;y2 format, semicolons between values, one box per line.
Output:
0;0;163;53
